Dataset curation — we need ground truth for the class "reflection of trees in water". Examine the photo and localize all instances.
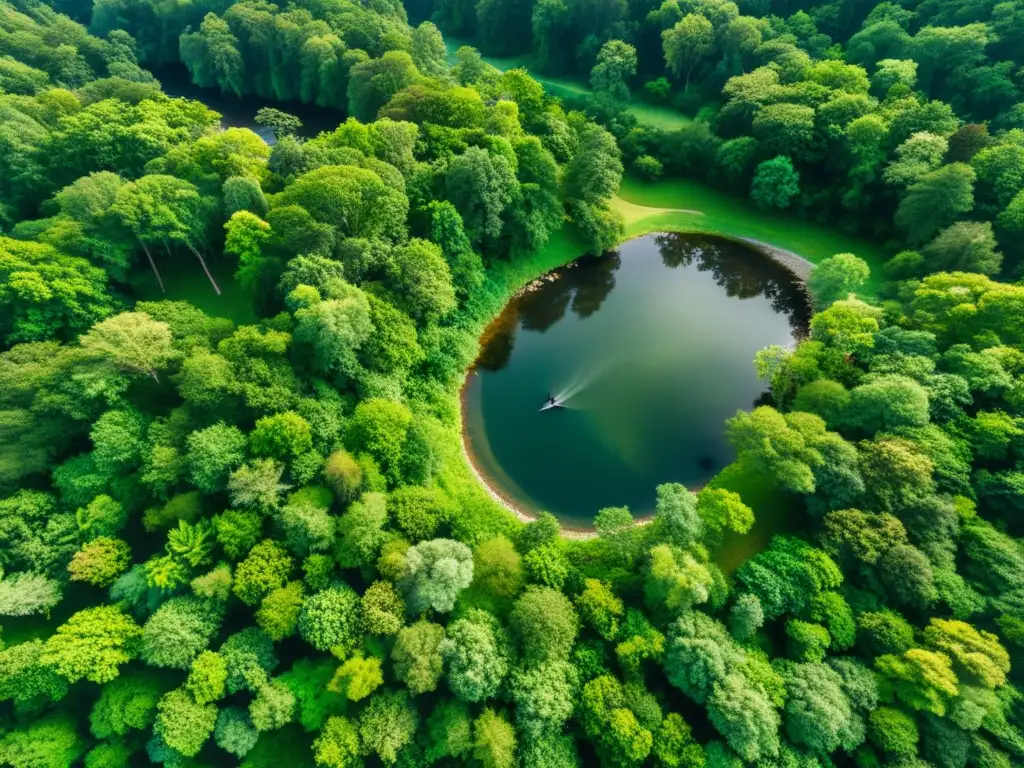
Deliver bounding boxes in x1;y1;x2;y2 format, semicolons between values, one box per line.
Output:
520;252;621;329
519;282;573;333
659;236;703;268
475;233;809;374
476;253;622;372
571;252;621;318
475;309;520;371
655;233;811;335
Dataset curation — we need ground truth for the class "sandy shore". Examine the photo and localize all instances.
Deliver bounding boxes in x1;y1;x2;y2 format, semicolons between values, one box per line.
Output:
458;379;604;539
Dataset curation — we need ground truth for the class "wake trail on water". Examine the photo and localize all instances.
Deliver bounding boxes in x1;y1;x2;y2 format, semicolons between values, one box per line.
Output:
547;357;620;409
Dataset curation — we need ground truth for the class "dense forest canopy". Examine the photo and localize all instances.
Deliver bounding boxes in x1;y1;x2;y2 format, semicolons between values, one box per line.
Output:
0;0;1023;767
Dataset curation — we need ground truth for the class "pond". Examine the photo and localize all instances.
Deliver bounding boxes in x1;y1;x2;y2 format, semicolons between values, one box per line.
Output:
462;233;811;529
154;64;343;143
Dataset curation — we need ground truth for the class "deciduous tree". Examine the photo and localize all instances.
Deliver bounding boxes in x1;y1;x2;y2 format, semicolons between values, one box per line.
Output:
751;156;800;210
392;620;445;695
663;15;713;90
42;605;141;684
399;538;474;614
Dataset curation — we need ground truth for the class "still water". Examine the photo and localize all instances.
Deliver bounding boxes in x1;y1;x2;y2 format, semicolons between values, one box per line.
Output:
154;65;342;143
463;233;811;528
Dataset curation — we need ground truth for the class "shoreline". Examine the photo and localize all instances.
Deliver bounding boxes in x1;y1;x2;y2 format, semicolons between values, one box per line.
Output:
458;376;607;540
735;237;815;283
456;229;814;539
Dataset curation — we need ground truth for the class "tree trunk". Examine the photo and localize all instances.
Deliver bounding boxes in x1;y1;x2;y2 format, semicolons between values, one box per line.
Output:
140;241;165;293
188;243;222;295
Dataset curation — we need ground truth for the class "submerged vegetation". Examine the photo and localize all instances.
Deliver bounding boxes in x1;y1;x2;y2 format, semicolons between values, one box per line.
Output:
0;0;1023;766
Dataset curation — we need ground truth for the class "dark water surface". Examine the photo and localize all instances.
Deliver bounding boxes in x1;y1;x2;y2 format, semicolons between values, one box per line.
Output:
463;233;810;527
154;64;342;143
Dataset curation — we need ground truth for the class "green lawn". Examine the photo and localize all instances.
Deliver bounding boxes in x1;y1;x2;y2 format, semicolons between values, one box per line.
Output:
443;37;694;131
625;101;696;131
614;175;889;292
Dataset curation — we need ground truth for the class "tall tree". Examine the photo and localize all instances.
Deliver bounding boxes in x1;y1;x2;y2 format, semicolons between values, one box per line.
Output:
445;147;518;245
808;254;871;309
110;175;219;294
79;312;175;383
663;15;714;91
895;163;976;244
590;40;637;104
922;221;1002;275
751;157;800;210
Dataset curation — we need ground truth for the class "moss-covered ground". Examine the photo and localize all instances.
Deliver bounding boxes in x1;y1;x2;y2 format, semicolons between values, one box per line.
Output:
710;462;802;574
137;255;257;325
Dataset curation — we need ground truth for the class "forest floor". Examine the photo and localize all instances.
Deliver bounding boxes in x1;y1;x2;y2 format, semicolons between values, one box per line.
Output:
443;37;695;131
709;461;801;573
137;254;257;325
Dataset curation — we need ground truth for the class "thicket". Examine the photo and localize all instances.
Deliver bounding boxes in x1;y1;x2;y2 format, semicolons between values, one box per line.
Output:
0;0;1022;767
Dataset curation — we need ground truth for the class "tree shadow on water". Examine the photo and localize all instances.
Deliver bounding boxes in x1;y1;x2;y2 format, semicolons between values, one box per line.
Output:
475;252;622;372
570;251;621;319
518;281;573;333
656;233;811;335
475;309;520;372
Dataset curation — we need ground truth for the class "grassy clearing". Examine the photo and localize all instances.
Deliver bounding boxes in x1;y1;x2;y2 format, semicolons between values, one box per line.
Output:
614;175;889;292
136;256;257;325
625;101;697;131
443;37;694;131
